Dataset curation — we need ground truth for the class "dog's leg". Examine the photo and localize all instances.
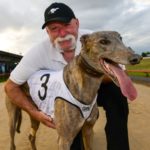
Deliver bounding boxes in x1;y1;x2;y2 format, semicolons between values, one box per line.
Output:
5;96;18;150
28;116;40;150
82;123;94;150
55;99;85;150
57;136;72;150
10;109;18;150
82;105;99;150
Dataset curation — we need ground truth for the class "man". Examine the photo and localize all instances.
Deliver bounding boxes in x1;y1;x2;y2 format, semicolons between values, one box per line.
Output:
5;2;129;150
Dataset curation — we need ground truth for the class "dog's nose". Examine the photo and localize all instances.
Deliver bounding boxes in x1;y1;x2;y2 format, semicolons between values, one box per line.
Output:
129;54;142;65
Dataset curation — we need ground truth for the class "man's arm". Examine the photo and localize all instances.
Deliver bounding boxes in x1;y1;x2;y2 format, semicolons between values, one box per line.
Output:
4;79;56;129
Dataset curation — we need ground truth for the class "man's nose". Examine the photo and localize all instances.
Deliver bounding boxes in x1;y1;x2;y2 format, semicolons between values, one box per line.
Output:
58;28;67;37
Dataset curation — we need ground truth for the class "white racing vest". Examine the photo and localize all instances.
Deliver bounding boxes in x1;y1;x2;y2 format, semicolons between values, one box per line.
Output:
27;70;97;119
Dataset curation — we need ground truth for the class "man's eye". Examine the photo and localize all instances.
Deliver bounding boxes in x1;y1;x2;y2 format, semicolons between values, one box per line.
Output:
64;23;71;27
49;27;59;32
51;27;58;31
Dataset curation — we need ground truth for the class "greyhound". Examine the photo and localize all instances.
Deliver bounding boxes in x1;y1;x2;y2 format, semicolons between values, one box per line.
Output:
5;31;142;150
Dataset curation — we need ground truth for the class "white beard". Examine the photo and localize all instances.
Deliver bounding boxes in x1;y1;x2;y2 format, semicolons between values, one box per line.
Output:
54;34;76;53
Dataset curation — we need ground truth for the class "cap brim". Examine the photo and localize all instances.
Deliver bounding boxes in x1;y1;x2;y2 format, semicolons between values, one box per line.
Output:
42;17;71;29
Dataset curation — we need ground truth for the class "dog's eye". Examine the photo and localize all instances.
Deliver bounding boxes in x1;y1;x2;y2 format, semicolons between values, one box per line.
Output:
99;39;110;45
119;36;122;41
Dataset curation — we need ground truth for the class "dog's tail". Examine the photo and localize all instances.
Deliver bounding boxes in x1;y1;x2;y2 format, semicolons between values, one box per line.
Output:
15;108;22;133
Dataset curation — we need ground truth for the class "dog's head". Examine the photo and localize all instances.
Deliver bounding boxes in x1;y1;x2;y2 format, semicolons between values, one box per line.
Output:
80;31;142;100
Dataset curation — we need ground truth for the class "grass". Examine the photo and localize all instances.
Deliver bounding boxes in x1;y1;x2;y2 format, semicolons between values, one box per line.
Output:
0;74;9;83
126;57;150;77
0;77;8;83
0;77;8;82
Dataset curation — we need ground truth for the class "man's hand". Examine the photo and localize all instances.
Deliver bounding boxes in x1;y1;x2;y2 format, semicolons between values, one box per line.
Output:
33;110;56;129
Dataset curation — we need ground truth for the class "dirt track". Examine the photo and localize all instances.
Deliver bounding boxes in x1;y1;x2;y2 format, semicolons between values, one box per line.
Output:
0;82;150;150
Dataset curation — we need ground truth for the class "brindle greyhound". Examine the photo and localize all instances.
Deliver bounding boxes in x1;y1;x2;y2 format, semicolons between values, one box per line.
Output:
5;31;142;150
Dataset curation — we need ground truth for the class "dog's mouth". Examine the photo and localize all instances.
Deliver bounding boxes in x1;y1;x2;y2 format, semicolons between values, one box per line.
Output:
100;58;137;100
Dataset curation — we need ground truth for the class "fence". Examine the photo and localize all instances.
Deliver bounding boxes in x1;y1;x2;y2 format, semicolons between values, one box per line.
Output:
127;70;150;77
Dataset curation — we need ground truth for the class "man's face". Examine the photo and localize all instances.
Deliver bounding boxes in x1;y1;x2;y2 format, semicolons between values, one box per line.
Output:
46;19;79;52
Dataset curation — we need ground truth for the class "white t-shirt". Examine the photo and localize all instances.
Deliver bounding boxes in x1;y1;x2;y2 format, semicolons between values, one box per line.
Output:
10;29;92;85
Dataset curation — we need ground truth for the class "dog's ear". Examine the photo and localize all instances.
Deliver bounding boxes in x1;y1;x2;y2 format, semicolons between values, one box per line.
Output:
80;34;89;43
80;34;90;51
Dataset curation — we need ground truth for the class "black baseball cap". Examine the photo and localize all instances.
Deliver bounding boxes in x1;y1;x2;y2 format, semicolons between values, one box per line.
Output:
42;2;76;29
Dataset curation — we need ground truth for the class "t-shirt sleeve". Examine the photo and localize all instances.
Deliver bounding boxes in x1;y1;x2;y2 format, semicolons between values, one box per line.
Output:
10;45;44;85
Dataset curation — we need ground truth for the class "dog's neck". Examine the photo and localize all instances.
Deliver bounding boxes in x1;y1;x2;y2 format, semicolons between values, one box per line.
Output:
63;54;104;105
78;55;103;78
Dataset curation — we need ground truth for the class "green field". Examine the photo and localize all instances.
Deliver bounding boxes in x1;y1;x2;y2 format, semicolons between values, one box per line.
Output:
126;57;150;77
0;77;8;82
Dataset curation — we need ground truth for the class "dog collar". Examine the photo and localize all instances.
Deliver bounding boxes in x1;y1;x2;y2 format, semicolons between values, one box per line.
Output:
78;55;103;78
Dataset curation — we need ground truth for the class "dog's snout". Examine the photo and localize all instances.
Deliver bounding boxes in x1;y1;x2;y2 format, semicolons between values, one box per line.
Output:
129;54;142;65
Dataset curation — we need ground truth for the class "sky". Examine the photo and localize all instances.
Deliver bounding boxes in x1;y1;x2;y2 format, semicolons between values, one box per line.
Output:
0;0;150;55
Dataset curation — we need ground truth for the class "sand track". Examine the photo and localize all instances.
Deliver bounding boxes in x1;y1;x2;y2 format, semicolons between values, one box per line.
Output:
0;82;149;150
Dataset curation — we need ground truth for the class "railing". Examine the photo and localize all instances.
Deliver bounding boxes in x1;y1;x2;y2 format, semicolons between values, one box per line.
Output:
0;73;10;77
127;70;150;77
